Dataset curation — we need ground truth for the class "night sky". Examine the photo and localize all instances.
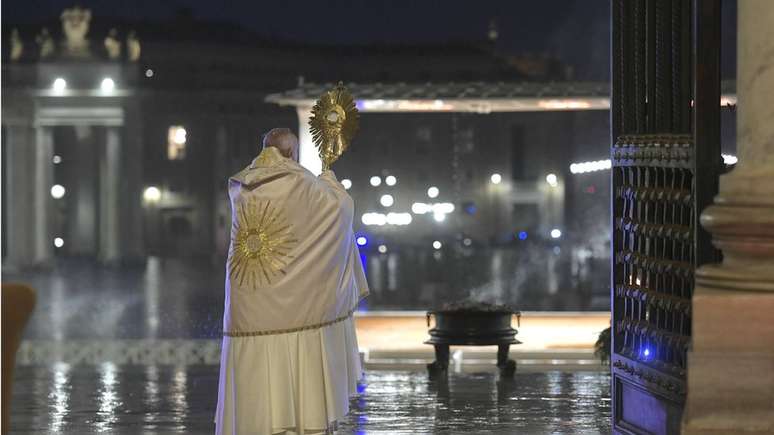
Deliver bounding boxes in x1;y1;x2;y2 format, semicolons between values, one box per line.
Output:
3;0;737;80
3;0;611;80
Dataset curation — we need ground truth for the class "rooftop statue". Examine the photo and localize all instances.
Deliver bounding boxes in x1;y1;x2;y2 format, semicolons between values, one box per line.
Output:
127;31;140;62
10;29;23;61
61;6;91;58
104;28;121;59
36;28;55;59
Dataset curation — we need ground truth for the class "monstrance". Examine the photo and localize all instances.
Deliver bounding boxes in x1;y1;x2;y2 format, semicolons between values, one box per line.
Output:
308;82;359;170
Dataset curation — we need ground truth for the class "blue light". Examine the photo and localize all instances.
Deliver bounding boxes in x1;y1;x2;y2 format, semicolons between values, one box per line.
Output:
356;236;368;246
518;231;528;240
643;348;650;357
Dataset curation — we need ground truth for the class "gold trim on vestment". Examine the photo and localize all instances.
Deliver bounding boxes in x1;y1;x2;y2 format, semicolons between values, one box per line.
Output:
223;308;355;337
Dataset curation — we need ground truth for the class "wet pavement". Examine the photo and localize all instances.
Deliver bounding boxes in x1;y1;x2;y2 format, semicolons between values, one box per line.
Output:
10;365;611;434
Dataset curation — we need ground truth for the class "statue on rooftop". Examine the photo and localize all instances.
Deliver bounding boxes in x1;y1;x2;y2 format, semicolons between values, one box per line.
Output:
104;28;121;59
126;30;140;61
10;29;23;61
36;28;55;59
61;6;91;58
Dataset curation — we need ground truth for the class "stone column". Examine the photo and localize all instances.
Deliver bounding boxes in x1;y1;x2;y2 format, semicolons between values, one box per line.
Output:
2;124;36;270
682;1;774;433
99;127;121;264
296;106;322;175
33;126;54;265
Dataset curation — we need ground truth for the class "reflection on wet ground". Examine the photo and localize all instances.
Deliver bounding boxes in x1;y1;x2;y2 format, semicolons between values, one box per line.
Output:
10;366;610;434
2;255;607;342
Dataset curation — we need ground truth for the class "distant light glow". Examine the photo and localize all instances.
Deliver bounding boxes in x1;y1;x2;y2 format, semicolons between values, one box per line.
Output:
538;99;591;110
722;154;738;165
518;231;528;240
378;244;388;254
386;212;412;225
553;246;561;255
145;69;154;78
100;78;115;93
546;173;558;187
143;186;161;202
341;179;352;190
362;212;412;226
490;173;502;184
427;186;439;198
52;78;67;92
385;175;397;186
570;159;612;174
433;212;446;222
463;238;472;246
550;229;562;239
411;202;455;215
380;194;394;207
643;348;650;357
50;184;66;199
54;237;64;248
433;240;442;250
356;236;368;246
370;176;382;187
52;155;62;164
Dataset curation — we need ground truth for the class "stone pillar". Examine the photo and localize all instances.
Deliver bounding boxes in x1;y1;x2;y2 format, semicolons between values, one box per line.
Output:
33;126;54;265
2;124;36;270
98;127;121;264
296;106;322;175
682;1;774;433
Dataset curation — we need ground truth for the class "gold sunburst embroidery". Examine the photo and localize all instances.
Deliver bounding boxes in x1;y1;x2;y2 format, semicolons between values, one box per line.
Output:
229;199;297;290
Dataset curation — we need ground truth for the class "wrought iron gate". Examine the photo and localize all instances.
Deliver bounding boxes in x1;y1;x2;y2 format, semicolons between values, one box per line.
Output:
610;0;722;433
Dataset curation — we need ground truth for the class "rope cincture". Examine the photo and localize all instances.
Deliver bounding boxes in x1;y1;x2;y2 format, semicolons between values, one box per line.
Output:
223;308;356;337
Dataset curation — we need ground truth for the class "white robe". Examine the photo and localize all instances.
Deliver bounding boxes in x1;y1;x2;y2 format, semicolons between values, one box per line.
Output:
215;147;369;435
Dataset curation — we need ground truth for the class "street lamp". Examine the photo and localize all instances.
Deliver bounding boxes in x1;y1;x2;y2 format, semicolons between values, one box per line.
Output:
490;173;502;184
100;77;115;93
546;173;558;187
52;78;67;92
427;186;439;198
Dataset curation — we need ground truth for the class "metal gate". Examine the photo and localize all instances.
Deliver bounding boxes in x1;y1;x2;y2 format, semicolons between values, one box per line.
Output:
610;0;722;433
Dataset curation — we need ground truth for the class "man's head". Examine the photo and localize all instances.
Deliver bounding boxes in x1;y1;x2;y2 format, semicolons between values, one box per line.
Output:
262;128;299;162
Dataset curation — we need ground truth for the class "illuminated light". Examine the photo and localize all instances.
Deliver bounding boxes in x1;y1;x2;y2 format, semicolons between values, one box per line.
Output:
370;176;382;187
359;99;455;112
463;238;472;246
143;186;161;202
385;175;397;186
50;184;66;199
145;69;154;78
490;173;502;184
433;212;446;222
54;237;64;248
380;194;394;207
385;212;412;225
518;231;528;241
433;240;442;250
412;202;430;214
341;179;352;190
720;96;737;106
52;155;62;164
546;173;558;187
550;229;562;239
356;236;368;246
100;78;115;93
172;127;187;145
378;244;387;254
427;186;439;198
52;78;67;92
362;213;386;226
636;277;642;286
569;159;612;174
538;99;591;110
722;154;738;165
433;203;455;214
553;246;561;255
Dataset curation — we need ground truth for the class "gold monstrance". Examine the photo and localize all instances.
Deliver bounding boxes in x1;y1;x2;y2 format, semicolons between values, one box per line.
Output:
309;82;359;170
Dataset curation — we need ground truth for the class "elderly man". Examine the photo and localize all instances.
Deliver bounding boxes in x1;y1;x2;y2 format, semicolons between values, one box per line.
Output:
215;128;368;435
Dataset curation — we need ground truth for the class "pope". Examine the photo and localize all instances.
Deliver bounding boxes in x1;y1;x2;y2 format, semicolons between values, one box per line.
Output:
215;127;369;435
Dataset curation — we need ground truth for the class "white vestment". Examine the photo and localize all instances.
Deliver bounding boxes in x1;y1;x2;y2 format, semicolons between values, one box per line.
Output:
215;147;369;435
